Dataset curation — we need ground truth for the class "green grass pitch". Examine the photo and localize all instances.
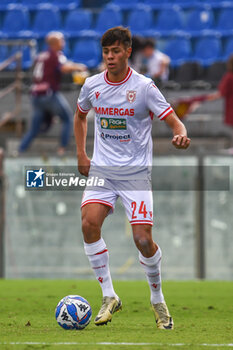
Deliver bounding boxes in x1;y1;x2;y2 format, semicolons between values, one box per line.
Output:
0;280;232;350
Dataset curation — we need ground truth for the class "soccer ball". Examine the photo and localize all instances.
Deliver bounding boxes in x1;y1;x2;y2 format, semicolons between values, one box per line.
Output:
55;295;92;330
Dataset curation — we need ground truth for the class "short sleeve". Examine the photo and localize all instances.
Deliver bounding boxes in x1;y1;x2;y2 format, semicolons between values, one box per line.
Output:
58;53;67;65
146;82;173;120
77;80;92;113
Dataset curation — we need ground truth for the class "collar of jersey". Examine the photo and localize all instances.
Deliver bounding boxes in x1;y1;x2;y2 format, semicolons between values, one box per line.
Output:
104;67;132;86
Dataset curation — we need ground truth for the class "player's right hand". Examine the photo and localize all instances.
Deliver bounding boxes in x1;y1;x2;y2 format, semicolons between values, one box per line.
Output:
78;155;91;177
172;135;191;149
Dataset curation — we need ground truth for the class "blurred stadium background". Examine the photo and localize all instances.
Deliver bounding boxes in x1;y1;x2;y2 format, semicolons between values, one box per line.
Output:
0;0;232;282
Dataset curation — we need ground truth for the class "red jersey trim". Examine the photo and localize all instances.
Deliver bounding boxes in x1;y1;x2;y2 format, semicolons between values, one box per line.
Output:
149;111;154;120
104;67;132;86
77;104;90;113
158;106;173;120
81;199;113;210
131;222;153;226
130;219;153;223
130;220;153;226
160;109;173;120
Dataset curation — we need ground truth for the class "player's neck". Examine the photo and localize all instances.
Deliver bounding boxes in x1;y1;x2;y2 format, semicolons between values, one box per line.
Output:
107;66;130;83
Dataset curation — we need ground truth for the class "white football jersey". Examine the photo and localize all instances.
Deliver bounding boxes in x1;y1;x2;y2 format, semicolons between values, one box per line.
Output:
77;67;173;177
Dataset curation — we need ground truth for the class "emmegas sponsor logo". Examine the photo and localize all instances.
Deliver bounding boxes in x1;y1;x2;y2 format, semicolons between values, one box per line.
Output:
101;132;131;142
95;106;134;116
100;118;127;130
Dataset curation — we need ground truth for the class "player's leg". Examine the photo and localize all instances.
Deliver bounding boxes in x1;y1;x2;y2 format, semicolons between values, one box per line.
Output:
120;187;173;329
132;224;173;329
18;97;44;152
82;202;116;298
51;92;72;155
81;194;122;325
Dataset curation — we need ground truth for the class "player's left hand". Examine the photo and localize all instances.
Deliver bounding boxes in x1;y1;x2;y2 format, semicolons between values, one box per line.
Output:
172;135;191;149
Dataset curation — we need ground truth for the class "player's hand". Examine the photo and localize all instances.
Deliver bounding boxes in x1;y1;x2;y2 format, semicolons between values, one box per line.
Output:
76;63;88;72
172;135;191;149
77;155;91;177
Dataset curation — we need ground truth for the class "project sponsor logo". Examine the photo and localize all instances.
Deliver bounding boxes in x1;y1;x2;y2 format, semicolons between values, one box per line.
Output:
26;168;45;187
100;132;131;142
25;167;104;190
100;118;127;130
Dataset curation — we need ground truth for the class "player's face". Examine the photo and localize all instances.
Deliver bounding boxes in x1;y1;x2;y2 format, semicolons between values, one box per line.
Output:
51;37;65;52
143;46;154;58
102;41;131;75
58;38;65;51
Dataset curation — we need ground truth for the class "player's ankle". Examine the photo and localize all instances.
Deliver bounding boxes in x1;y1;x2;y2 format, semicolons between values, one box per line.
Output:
103;293;118;298
151;293;165;305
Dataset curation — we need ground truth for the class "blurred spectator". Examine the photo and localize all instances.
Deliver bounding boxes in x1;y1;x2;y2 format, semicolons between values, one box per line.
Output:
18;31;86;156
129;35;144;71
135;38;170;83
208;55;233;154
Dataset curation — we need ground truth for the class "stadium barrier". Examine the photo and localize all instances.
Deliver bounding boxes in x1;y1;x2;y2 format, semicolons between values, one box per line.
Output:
195;154;205;279
2;155;232;280
0;148;4;278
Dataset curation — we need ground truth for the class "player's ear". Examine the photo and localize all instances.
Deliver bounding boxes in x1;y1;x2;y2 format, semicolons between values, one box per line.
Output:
127;47;132;58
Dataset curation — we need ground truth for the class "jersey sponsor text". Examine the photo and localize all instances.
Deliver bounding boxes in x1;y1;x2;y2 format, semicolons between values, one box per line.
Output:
101;132;131;142
95;106;134;117
100;118;127;130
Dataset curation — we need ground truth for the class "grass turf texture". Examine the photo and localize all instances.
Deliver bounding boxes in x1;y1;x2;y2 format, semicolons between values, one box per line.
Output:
0;280;232;350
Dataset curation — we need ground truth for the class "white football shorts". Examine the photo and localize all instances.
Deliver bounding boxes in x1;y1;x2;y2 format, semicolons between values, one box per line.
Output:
81;178;153;226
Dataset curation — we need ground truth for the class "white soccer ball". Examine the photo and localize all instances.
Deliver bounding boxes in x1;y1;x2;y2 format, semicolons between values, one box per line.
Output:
55;295;92;330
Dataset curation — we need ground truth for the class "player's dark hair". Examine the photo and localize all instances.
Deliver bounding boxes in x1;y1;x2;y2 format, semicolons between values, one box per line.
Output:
131;35;144;63
142;38;156;49
101;26;132;48
227;54;233;72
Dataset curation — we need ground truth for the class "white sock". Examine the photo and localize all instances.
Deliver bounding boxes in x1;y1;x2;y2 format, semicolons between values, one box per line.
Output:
84;238;116;298
139;246;165;304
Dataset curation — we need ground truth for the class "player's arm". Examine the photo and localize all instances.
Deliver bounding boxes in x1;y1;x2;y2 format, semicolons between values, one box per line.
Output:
57;52;87;74
207;74;230;101
145;82;190;148
164;111;191;149
73;108;90;176
206;91;221;101
61;61;87;74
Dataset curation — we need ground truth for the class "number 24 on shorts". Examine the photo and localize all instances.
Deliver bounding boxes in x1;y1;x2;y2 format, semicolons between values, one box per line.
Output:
131;201;148;219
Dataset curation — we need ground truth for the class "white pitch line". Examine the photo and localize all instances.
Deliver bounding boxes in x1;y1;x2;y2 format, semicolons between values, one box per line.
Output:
1;342;233;347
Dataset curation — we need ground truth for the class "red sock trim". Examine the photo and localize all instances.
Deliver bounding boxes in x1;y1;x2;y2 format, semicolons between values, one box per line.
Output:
95;248;108;255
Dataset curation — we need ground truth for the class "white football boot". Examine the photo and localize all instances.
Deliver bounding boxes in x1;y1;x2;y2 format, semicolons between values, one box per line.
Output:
94;296;122;326
152;302;174;329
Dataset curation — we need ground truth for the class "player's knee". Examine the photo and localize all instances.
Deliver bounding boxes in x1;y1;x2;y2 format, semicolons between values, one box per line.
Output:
134;234;152;249
133;226;154;252
82;216;100;238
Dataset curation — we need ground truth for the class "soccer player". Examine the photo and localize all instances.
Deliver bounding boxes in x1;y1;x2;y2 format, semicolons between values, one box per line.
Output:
74;27;190;329
19;31;86;156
